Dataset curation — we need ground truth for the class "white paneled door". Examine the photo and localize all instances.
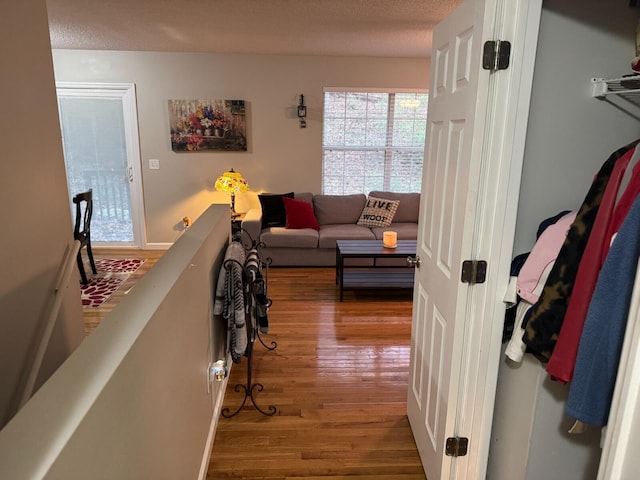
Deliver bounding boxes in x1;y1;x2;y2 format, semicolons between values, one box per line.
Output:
408;0;542;478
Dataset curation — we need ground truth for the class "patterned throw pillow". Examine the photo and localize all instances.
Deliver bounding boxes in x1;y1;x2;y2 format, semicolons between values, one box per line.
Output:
357;196;400;227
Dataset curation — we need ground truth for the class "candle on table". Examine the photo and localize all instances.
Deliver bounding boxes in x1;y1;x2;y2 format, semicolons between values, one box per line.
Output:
383;231;397;248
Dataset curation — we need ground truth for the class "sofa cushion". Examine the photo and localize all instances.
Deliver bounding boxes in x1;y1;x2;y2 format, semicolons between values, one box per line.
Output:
294;192;313;203
283;197;320;230
371;223;419;240
261;227;319;248
318;224;376;249
258;192;294;228
369;191;420;223
357;196;400;227
313;194;366;225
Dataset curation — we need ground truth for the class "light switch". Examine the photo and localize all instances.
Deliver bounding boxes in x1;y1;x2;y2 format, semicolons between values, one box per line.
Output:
149;159;160;170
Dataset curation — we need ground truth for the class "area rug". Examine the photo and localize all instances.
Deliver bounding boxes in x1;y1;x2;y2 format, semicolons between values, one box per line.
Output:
80;258;144;308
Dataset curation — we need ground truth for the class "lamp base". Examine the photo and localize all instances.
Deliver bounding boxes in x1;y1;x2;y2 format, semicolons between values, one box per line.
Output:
230;192;236;215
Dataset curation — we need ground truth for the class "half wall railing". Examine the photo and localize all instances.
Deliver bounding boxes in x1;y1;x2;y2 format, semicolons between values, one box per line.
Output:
0;204;230;480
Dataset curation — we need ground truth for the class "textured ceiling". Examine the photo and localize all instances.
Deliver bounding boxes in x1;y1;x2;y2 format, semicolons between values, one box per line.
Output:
46;0;463;58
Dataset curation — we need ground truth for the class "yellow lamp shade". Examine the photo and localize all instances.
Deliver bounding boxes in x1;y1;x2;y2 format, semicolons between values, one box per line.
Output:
215;169;249;194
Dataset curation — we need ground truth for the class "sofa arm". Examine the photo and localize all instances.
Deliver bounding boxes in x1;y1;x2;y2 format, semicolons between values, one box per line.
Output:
241;208;262;245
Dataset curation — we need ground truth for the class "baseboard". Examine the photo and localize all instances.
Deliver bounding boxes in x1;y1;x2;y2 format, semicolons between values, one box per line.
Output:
144;242;173;250
197;358;231;480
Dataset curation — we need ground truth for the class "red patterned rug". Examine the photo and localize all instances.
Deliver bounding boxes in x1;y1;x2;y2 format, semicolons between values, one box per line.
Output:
80;258;144;308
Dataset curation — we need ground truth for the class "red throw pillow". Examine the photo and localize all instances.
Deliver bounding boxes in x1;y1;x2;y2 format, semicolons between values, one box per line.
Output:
283;197;320;230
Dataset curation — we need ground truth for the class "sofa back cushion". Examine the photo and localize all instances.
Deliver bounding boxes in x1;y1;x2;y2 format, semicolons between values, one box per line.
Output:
368;191;420;223
313;194;366;225
294;192;313;203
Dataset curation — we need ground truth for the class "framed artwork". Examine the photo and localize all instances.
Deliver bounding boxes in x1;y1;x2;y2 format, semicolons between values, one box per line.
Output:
168;99;247;152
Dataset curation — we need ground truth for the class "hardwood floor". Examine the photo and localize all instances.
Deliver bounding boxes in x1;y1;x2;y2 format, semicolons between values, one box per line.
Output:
207;268;425;480
81;248;164;336
82;250;424;479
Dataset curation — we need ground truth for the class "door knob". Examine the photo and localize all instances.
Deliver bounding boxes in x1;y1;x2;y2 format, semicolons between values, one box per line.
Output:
407;255;421;268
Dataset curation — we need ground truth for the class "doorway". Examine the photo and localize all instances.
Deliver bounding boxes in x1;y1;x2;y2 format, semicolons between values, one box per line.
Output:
56;83;145;247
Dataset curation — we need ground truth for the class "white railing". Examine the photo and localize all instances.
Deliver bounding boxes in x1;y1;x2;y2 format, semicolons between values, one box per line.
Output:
16;240;81;412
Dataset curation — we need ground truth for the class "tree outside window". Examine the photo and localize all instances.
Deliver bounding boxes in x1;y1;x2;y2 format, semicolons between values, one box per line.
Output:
322;91;428;195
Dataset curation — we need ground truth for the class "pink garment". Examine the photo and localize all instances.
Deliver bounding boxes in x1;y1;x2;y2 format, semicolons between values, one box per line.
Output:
547;146;635;385
516;211;577;305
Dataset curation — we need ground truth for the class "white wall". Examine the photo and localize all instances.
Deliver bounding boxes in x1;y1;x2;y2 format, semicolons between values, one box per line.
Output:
0;0;84;429
488;1;640;479
512;1;640;254
52;50;430;245
0;205;230;479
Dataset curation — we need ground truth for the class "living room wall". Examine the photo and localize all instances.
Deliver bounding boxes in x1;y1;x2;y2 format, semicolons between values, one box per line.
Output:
51;50;429;246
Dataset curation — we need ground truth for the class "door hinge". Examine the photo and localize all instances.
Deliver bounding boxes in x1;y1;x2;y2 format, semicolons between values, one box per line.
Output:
461;260;487;284
445;436;469;457
482;40;511;71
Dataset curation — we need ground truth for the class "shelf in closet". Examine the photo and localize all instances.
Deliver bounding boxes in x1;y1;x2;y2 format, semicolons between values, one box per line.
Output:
592;75;640;104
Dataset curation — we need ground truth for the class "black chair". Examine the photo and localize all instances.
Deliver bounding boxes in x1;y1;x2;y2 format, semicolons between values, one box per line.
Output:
73;189;97;284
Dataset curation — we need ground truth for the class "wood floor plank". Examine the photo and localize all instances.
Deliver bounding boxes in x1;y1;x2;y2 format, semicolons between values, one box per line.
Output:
83;252;424;479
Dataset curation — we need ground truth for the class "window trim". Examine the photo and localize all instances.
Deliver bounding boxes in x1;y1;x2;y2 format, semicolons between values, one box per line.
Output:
323;86;429;94
321;88;429;194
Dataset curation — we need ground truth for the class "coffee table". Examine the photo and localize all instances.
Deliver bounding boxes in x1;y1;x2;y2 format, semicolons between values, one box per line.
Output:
335;239;417;301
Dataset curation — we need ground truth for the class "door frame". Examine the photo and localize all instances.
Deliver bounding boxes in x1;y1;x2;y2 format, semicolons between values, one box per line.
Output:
456;2;544;478
56;82;146;248
409;0;543;478
455;1;543;478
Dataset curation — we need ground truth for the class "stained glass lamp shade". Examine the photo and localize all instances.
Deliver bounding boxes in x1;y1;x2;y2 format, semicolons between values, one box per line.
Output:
215;169;248;214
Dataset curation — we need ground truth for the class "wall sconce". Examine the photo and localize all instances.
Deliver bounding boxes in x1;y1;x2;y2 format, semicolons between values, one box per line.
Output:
297;94;307;128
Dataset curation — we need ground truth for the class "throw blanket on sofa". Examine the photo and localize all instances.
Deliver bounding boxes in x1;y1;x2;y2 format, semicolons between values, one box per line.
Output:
214;241;247;363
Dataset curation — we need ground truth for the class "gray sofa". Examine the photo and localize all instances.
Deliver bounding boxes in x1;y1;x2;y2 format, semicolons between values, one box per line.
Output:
240;191;420;266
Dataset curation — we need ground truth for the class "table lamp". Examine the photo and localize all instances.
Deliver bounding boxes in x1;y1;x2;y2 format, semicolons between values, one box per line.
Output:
215;168;248;215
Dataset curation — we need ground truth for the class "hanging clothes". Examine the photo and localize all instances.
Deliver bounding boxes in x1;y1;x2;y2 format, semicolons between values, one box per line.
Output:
547;144;640;383
503;252;529;343
601;145;640;264
523;140;640;362
565;193;640;426
506;263;553;362
504;211;576;362
516;211;576;305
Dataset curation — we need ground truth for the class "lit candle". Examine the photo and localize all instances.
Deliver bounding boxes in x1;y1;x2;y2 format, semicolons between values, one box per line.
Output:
383;231;397;248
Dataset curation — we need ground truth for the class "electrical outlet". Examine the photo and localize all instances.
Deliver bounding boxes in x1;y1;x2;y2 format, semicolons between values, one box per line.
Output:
149;159;160;170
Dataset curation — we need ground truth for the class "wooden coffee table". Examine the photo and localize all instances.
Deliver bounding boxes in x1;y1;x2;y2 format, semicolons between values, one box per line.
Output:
335;239;417;301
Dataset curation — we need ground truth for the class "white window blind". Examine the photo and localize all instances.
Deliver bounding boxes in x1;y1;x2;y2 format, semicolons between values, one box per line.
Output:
322;90;428;195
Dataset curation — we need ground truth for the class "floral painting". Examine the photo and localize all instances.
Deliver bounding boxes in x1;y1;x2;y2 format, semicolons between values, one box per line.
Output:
168;99;247;152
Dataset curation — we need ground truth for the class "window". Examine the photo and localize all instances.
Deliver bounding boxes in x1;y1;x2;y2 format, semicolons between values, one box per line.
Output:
322;90;428;195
